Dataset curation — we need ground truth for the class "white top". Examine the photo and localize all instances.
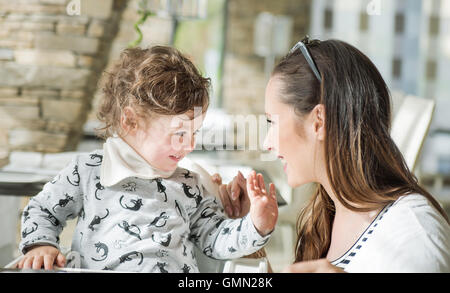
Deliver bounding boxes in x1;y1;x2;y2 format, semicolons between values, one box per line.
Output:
331;193;450;273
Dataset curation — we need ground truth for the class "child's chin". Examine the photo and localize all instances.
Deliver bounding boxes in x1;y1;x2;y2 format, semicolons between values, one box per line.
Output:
163;162;178;171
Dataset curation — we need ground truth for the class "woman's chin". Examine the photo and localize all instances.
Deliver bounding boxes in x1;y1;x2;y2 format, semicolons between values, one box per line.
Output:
286;176;298;188
286;173;309;188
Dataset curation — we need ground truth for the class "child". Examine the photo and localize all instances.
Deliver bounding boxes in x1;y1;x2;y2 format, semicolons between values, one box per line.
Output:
17;46;278;272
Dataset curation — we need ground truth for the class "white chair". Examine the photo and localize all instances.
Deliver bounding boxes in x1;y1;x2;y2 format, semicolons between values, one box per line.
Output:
0;197;21;267
390;95;436;171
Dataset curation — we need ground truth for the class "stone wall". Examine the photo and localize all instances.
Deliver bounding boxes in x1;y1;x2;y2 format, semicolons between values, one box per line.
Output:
0;0;310;156
0;0;127;153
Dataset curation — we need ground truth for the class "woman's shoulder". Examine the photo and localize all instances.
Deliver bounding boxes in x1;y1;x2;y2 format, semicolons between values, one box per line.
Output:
388;194;448;228
376;193;450;258
348;193;450;272
383;193;449;235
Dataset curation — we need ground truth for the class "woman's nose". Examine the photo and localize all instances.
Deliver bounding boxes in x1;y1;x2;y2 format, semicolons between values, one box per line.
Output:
263;133;272;151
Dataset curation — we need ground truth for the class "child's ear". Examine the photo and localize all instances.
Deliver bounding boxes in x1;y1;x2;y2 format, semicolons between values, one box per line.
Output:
120;107;138;134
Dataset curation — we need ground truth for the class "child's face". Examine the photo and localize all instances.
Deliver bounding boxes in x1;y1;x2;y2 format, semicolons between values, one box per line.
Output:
124;110;205;172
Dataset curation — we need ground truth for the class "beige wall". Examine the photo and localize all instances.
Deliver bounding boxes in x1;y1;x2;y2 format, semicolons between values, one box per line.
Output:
222;0;311;115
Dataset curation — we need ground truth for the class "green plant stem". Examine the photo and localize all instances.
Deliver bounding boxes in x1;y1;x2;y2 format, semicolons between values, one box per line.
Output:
128;11;153;48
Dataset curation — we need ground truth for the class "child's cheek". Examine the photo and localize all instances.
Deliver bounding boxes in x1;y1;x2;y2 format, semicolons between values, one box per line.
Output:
166;135;179;153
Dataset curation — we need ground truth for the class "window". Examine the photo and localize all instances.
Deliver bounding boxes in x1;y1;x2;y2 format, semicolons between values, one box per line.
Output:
392;58;402;79
359;11;368;31
394;13;405;34
429;15;440;36
324;8;333;30
426;60;437;81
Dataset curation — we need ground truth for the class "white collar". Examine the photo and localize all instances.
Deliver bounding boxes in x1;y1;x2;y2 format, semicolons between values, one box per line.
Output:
100;136;176;187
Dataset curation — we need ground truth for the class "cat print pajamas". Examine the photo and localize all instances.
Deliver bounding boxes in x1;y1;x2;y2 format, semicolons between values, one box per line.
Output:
19;151;271;272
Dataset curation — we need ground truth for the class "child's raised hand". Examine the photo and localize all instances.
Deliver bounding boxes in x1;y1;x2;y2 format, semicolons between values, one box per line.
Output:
247;171;278;236
16;245;66;270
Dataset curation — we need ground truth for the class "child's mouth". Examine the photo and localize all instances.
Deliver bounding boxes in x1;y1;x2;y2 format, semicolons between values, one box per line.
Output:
169;155;183;162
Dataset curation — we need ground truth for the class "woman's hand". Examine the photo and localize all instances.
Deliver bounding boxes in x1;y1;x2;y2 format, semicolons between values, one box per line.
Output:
16;245;66;270
282;259;345;273
247;171;278;236
214;171;250;218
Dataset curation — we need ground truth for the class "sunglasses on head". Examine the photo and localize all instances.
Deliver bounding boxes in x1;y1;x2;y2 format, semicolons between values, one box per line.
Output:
289;36;322;83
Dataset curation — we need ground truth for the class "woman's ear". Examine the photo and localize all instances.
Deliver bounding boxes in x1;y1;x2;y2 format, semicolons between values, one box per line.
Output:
120;107;138;134
312;104;326;141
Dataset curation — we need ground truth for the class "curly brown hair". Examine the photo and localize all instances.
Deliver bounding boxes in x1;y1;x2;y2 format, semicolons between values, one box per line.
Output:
96;46;211;138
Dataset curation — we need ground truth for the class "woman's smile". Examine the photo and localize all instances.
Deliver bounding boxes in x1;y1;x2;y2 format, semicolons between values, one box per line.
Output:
278;155;287;172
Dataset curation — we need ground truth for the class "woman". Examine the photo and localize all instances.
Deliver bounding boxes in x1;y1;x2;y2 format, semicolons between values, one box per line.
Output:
216;37;450;273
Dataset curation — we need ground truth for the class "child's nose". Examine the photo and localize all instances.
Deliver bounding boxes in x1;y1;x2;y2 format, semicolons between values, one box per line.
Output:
183;135;195;152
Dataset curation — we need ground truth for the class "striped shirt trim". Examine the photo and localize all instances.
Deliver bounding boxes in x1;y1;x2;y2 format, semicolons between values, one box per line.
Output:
331;202;393;270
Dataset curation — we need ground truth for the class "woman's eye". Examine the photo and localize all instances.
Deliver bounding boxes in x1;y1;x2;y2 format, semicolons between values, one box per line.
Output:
266;118;273;124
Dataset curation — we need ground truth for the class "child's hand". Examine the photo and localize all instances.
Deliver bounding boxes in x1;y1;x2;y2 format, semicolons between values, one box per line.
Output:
17;245;66;270
211;173;222;185
247;171;278;236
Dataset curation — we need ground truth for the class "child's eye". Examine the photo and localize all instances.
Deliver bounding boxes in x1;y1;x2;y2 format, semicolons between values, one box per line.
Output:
175;130;200;137
175;131;186;137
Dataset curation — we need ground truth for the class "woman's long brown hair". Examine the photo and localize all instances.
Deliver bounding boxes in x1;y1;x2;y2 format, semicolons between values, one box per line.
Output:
272;38;449;262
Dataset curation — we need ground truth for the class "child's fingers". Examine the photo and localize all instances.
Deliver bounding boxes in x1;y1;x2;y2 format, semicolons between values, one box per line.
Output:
257;174;266;194
247;171;255;194
43;255;54;270
22;256;33;269
253;178;260;193
17;256;25;269
211;173;222;185
269;183;277;200
56;252;66;268
32;255;43;270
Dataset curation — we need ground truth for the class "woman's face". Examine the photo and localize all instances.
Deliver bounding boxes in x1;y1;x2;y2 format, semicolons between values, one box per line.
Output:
263;77;325;187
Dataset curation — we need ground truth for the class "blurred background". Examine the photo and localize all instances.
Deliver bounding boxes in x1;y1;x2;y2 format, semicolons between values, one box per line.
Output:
0;0;449;272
